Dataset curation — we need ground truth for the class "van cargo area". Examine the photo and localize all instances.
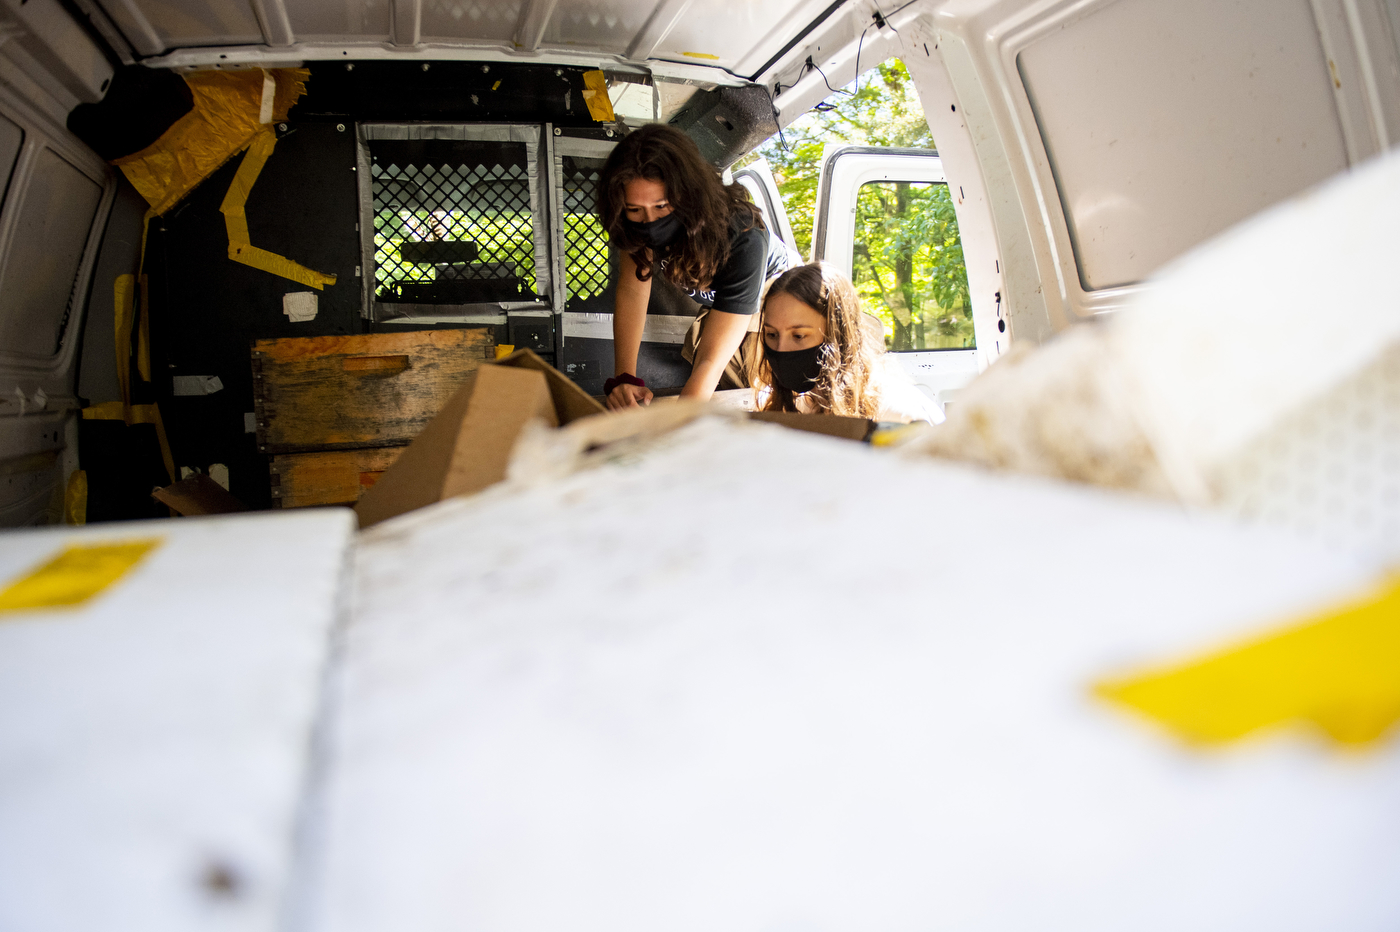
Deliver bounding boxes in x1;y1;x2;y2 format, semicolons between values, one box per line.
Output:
1;0;1399;928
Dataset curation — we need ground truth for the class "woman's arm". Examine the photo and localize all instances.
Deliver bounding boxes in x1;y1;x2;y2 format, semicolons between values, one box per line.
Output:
681;310;750;401
609;251;654;409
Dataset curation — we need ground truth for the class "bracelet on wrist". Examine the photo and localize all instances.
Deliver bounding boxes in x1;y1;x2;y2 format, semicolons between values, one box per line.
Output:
603;373;646;395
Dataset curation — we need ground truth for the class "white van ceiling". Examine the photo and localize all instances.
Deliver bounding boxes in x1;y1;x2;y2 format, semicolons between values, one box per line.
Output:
88;0;844;80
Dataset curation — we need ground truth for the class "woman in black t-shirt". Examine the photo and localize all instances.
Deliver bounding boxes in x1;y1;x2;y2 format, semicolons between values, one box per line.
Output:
597;124;793;410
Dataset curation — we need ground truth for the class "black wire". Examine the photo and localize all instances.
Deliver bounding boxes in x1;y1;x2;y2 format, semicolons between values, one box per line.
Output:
853;22;868;96
805;57;851;97
767;87;790;153
768;8;892;149
810;18;874;100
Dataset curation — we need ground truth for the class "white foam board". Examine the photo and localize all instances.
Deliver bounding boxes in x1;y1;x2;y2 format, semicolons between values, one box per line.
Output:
0;509;355;932
310;419;1399;932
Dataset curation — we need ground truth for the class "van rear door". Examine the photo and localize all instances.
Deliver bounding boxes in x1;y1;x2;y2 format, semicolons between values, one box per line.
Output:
732;158;798;255
810;145;984;410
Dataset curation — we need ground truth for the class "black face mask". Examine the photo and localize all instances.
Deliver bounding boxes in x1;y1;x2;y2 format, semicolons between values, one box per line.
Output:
623;213;683;248
767;344;824;394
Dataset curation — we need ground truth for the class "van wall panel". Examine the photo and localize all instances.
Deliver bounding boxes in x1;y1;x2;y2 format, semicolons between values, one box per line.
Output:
286;0;392;41
1016;0;1349;291
150;122;363;511
0;148;103;358
121;0;261;47
76;180;148;407
420;0;520;44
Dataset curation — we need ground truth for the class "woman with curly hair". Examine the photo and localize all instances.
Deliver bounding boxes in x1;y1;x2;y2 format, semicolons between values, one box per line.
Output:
597;124;797;410
752;262;944;424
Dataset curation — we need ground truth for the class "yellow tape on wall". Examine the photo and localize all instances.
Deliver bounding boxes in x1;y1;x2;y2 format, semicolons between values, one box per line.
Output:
137;274;151;382
113;69;309;217
581;70;617;123
1096;577;1400;746
64;470;87;526
219;129;337;290
0;539;161;615
113;274;135;409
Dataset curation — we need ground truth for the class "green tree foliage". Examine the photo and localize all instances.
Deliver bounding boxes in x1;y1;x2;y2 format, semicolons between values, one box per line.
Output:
744;59;973;350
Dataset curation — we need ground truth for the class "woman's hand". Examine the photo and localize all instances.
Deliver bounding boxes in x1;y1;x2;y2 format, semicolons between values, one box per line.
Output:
607;382;654;410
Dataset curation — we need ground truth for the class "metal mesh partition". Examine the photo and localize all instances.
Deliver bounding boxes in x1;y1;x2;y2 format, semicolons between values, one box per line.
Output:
370;139;537;303
560;155;612;311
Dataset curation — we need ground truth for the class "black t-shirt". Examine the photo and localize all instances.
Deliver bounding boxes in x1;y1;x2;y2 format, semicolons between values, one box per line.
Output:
663;215;797;315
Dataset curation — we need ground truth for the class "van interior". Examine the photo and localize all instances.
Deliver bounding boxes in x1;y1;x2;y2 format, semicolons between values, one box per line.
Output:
3;1;1400;927
2;0;1395;526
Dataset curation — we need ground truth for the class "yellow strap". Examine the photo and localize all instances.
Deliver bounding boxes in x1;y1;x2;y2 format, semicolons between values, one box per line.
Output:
1096;576;1400;746
581;70;617;123
113;274;136;411
136;274;151;383
0;539;161;615
220;129;337;290
82;402;176;484
64;470;88;526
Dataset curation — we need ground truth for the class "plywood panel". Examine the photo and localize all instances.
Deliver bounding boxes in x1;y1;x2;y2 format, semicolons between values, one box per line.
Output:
270;447;406;509
252;329;493;453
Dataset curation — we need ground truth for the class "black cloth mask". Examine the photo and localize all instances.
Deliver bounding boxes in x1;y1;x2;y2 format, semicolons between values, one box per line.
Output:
623;213;683;248
767;344;824;394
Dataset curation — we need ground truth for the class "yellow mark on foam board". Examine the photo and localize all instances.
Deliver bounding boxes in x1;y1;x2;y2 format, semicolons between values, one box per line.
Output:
0;539;162;614
1095;577;1400;746
682;52;720;60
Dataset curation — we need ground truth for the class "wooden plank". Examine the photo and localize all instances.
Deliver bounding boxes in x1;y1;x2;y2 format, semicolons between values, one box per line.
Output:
270;447;406;509
252;329;494;453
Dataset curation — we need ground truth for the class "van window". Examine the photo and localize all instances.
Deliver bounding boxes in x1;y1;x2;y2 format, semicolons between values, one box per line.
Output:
560;154;611;313
854;180;973;350
370;138;538;304
0;148;102;358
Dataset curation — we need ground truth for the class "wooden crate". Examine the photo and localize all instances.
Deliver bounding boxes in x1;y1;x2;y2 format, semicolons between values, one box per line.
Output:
252;329;493;453
269;447;406;509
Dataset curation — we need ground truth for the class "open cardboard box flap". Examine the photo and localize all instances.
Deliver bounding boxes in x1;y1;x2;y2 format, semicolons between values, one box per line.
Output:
749;410;871;442
356;349;873;529
355;349;604;528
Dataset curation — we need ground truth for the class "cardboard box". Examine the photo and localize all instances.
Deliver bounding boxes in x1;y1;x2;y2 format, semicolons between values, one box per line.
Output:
151;474;247;515
749;410;872;442
354;349;604;528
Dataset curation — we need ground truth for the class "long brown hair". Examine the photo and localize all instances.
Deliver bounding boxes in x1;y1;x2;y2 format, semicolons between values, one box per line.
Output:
598;124;763;291
750;263;882;418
